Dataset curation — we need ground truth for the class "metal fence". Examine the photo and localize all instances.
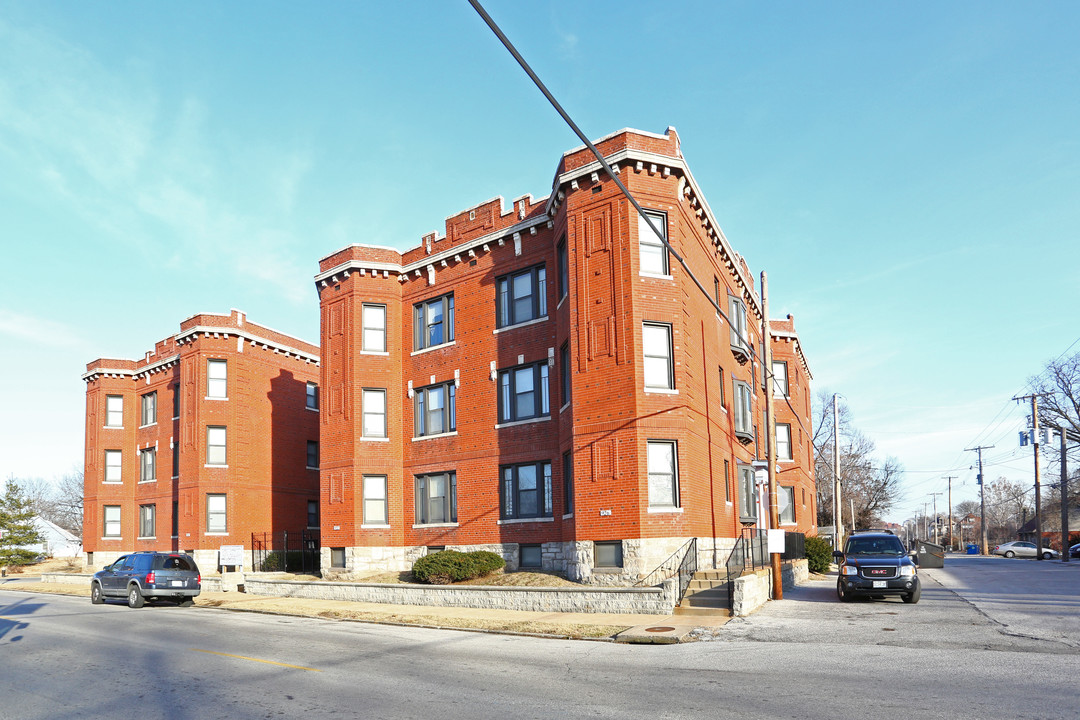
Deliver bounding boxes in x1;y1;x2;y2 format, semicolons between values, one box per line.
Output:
782;531;806;560
250;529;320;574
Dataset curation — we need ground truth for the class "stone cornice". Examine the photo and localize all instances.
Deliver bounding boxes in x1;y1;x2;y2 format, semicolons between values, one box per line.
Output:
175;326;320;365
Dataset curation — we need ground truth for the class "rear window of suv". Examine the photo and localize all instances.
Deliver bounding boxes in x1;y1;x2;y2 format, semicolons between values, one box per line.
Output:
152;555;196;571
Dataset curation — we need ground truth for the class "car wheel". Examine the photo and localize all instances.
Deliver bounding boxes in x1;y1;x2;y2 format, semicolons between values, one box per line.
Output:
90;583;104;605
1042;552;1054;559
837;581;851;602
1004;551;1015;558
127;585;145;609
903;585;921;604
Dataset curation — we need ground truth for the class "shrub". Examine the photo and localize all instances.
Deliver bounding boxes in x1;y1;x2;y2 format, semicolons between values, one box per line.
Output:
412;550;506;585
804;535;833;574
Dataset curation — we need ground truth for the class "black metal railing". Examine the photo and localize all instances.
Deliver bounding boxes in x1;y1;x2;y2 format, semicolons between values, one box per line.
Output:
635;537;698;603
739;527;769;572
782;531;806;560
251;529;320;574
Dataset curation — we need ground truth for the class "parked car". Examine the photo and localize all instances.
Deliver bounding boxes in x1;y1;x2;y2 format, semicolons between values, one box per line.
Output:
91;552;201;608
834;531;920;604
991;541;1058;559
1071;543;1080;559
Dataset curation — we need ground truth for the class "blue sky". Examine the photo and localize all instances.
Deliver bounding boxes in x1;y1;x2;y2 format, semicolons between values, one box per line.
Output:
1;1;1077;522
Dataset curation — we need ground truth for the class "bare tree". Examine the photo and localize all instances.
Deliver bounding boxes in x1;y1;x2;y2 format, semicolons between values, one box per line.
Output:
52;469;84;537
984;477;1031;545
1030;351;1080;440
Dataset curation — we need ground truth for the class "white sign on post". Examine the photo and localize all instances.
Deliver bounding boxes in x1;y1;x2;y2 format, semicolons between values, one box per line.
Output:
768;529;786;554
219;545;245;569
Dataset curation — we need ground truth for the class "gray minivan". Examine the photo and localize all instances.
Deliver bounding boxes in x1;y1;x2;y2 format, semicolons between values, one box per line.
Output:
91;552;201;608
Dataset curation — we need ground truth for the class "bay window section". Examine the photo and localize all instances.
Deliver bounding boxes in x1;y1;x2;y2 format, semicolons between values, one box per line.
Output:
500;461;552;520
414;382;456;437
496;265;546;328
498;362;549;423
414;472;457;525
413;294;454;351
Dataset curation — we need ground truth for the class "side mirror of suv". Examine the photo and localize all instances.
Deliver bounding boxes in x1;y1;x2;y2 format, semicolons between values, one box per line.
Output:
911;555;919;567
833;551;844;560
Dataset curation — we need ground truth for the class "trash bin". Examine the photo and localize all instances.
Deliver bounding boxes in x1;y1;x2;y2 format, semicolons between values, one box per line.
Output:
916;541;945;568
966;544;978;555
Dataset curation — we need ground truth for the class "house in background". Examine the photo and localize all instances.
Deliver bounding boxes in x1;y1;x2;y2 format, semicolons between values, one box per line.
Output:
81;310;321;571
314;126;817;582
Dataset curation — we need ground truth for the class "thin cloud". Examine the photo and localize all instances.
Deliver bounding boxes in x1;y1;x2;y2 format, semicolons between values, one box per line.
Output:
0;309;83;348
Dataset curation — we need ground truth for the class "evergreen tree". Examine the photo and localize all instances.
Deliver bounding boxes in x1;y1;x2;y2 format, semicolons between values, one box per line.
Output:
0;481;44;568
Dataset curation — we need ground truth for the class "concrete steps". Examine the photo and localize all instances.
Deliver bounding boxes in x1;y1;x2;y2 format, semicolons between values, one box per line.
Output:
673;570;732;617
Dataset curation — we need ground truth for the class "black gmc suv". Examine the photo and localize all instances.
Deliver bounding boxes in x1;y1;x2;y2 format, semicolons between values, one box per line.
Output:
91;552;201;608
834;532;920;604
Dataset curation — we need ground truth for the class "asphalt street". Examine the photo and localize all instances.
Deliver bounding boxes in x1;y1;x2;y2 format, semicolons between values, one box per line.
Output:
1;556;1077;720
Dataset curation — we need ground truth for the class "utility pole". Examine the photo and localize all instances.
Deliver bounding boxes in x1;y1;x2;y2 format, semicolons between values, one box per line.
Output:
849;496;856;533
1015;394;1046;560
922;503;929;539
760;271;782;600
966;444;994;555
833;394;842;550
1058;426;1072;563
929;492;943;544
944;476;957;551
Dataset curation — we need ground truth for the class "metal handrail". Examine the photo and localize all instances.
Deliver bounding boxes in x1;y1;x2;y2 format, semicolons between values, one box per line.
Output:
635;537;698;602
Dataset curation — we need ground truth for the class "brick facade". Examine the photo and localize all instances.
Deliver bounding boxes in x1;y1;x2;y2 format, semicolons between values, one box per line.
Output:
82;309;320;571
314;127;817;582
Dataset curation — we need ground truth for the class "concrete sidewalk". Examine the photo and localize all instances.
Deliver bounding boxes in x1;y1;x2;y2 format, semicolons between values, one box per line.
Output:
0;581;729;643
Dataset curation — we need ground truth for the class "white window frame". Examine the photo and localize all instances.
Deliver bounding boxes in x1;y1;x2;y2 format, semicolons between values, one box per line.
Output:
104;450;122;483
413;294;454;351
733;379;754;438
103;505;121;538
647;440;679;509
772;360;789;397
776;423;793;461
206;426;227;466
140;392;157;427
207;359;227;399
206;494;227;534
362;389;387;439
139;447;156;482
729;296;749;355
139;504;156;538
363;475;388;526
780;486;796;525
362;303;387;353
306;382;319;410
414;382;456;437
643;322;674;391
105;395;123;428
638;210;669;276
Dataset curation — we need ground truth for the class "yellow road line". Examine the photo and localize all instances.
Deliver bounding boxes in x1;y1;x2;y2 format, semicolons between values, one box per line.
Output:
191;648;321;672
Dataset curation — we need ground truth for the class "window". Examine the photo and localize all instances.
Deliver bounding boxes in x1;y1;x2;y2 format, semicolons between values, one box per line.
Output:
172;501;178;537
139;504;156;538
560;343;571;407
732;379;754;442
105;395;123;427
307;500;319;528
776;423;792;460
415;472;456;525
139;448;156;482
140;392;157;426
104;450;122;483
738;465;757;522
500;461;552;520
172;385;180;419
363;475;388;525
717;367;725;407
363;303;387;352
557;236;569;299
206;494;227;533
729;296;749;360
724;459;731;502
330;548;346;568
647;440;679;508
496;265;546;328
306;382;319;410
594;541;623;568
414;382;456;437
714;276;721;307
362;389;387;438
643;322;674;390
207;359;227;398
103;505;121;538
413;294;454;350
772;361;789;397
563;451;574;515
171;444;179;478
498;362;549;423
306;440;319;469
206;426;227;465
520;544;542;569
638;210;668;275
780;486;796;525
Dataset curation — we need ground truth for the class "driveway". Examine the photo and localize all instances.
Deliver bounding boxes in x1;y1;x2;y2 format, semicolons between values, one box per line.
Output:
700;554;1079;654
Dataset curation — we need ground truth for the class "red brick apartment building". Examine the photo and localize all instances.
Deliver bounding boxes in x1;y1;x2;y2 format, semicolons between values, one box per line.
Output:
82;310;320;571
769;316;816;535
314;127;816;582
